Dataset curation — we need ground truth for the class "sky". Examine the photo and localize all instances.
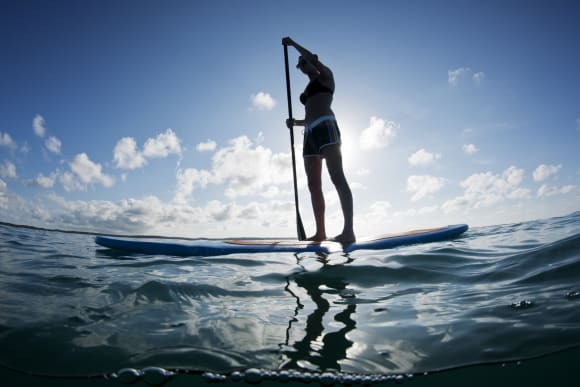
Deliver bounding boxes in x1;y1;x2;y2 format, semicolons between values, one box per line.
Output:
1;0;579;238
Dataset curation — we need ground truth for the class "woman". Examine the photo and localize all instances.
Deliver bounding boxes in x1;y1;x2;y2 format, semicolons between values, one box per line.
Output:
283;37;355;245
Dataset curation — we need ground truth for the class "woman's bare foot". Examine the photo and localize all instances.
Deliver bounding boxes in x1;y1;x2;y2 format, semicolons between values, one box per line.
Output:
330;232;356;245
306;234;326;242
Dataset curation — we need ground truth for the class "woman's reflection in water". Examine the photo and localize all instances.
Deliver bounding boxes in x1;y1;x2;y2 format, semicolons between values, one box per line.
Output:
281;255;356;371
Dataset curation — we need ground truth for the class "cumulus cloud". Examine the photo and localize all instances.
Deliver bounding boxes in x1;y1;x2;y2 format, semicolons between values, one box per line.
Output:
407;175;444;201
196;139;217;152
473;72;486;85
537;184;576;197
0;191;292;236
408;149;441;166
173;135;292;203
448;68;470;86
448;67;485;86
210;136;290;198
463;143;479;155
368;201;392;218
69;153;114;189
143;128;182;158
532;164;562;182
114;137;147;170
32;172;57;188
360;116;398;150
250;92;277;110
33;114;46;137
442;166;531;212
45;136;62;154
0;161;17;179
0;132;16;149
114;129;182;170
174;168;212;204
59;171;85;192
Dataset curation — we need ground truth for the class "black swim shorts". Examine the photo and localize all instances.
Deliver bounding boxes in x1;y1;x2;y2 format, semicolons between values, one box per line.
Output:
303;116;341;157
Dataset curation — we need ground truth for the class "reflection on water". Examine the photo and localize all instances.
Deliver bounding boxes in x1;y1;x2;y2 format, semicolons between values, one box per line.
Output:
282;254;356;371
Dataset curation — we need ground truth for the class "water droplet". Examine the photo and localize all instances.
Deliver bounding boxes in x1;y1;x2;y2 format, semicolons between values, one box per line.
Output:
320;372;337;386
244;368;263;384
230;371;243;382
115;368;141;384
142;367;174;385
277;370;290;382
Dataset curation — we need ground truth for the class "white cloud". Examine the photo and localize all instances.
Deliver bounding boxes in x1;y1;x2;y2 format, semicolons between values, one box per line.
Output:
59;172;84;192
448;68;485;86
33;114;46;137
473;72;486;85
442;166;530;212
393;206;438;218
212;136;291;198
174;136;292;203
406;175;444;201
368;201;392;218
359;116;398;150
196;139;217;152
0;192;292;236
114;137;147;170
537;184;576;197
448;67;470;86
408;148;441;166
174;168;212;204
0;132;16;149
32;172;57;188
260;185;280;199
45;136;62;154
143;128;182;158
532;164;562;182
250;92;277;110
463;143;479;155
0;161;17;179
0;178;6;191
114;129;182;170
69;153;114;189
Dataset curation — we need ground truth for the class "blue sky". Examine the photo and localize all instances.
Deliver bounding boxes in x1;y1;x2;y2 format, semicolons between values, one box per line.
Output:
1;0;579;238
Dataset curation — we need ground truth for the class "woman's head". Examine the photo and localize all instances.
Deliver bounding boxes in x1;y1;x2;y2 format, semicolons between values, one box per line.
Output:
297;56;318;76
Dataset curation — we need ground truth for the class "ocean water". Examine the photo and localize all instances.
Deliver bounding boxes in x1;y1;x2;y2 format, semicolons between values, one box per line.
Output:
0;212;579;386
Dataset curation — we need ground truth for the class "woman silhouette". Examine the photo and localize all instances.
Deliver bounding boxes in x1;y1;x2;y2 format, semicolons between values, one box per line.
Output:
283;37;355;245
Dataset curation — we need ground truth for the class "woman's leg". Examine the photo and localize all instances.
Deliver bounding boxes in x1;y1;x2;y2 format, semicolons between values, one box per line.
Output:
322;145;355;244
304;156;326;241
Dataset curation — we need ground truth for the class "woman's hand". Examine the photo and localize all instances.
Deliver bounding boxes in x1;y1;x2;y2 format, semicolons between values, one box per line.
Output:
286;118;305;128
282;37;295;47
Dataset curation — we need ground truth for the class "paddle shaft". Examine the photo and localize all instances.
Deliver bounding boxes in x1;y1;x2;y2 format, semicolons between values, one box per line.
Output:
283;43;307;241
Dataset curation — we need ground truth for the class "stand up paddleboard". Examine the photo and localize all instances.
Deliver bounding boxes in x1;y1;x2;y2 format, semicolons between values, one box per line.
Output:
95;224;468;257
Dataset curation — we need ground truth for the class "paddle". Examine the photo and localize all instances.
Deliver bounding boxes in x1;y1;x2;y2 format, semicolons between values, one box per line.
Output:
283;41;307;241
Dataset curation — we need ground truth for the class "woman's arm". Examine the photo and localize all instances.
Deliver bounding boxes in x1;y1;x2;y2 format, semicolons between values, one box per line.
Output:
282;37;333;79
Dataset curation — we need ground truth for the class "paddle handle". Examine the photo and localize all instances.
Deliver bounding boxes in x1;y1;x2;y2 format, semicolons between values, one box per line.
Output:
283;42;306;241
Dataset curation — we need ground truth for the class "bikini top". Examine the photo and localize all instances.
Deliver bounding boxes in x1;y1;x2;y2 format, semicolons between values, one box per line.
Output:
300;78;333;104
